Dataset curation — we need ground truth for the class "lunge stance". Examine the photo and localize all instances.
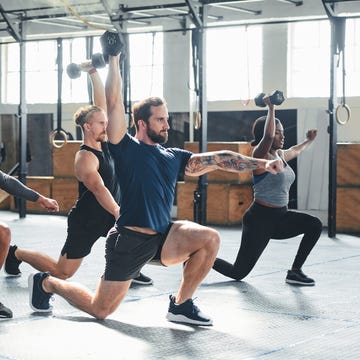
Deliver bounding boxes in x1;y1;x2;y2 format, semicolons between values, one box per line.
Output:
213;97;322;285
0;170;58;318
6;65;152;285
28;33;282;326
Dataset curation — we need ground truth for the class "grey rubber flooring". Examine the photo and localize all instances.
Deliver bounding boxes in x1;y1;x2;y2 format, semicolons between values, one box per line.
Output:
0;211;359;360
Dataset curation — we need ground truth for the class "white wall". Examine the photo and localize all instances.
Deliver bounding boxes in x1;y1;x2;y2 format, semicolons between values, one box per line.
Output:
163;31;191;112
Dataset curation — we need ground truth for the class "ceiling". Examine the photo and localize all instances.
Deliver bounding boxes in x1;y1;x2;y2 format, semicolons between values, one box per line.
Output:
0;0;359;43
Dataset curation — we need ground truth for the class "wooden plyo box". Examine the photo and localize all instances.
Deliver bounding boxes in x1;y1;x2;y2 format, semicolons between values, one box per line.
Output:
337;143;360;186
177;181;253;225
184;142;253;184
52;141;82;177
336;143;360;233
0;189;10;209
228;184;253;223
52;177;78;215
336;187;360;233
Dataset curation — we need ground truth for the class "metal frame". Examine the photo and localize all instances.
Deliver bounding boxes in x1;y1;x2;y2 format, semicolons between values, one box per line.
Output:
1;0;358;229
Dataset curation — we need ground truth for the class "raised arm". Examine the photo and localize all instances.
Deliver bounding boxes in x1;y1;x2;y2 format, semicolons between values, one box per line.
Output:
253;101;276;159
74;150;120;219
185;150;283;177
105;55;127;144
89;69;106;111
283;129;317;162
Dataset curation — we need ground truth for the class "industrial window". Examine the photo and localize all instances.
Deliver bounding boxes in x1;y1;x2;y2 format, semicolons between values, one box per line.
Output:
128;32;164;102
344;18;360;97
206;25;262;101
1;33;163;104
61;37;88;103
287;18;360;97
1;38;87;104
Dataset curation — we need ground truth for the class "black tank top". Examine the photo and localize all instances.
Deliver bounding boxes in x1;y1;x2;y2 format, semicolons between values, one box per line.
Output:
69;142;120;219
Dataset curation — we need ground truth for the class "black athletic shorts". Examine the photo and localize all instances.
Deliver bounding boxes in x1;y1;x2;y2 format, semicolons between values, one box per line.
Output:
104;224;173;281
61;210;115;259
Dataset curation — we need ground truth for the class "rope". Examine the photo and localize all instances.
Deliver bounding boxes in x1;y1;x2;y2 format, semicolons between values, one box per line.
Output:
60;0;110;31
335;43;351;125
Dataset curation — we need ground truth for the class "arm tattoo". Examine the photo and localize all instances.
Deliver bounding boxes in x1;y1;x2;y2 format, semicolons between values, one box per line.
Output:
215;152;260;171
186;151;260;174
186;155;216;174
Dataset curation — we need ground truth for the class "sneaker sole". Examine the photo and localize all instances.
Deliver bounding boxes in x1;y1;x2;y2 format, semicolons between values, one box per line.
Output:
131;279;153;285
286;279;315;286
4;270;22;277
28;275;53;313
166;313;213;326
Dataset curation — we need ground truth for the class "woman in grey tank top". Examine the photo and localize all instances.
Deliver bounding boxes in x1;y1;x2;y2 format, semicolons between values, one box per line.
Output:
213;96;322;286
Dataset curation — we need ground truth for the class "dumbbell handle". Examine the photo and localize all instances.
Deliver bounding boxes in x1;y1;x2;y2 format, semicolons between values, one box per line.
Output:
78;53;105;70
77;60;93;71
254;90;284;107
265;90;284;106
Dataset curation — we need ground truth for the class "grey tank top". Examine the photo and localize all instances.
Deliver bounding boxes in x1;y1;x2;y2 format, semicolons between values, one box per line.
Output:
253;153;295;207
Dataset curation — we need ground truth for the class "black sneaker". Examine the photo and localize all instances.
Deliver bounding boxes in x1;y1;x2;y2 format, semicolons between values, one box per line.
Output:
166;295;213;326
28;272;53;312
0;302;13;319
286;269;315;286
132;273;153;285
4;245;22;276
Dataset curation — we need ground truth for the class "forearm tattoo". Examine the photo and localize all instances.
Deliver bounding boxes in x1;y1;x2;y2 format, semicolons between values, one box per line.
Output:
186;152;260;174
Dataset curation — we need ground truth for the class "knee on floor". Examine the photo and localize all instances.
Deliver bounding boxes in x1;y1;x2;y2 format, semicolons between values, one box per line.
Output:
92;305;114;320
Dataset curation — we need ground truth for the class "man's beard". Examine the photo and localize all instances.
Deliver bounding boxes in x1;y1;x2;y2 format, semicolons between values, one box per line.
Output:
147;128;168;144
96;132;107;143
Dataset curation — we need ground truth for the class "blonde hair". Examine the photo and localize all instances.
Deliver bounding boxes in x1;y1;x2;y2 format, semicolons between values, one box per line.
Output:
74;105;103;129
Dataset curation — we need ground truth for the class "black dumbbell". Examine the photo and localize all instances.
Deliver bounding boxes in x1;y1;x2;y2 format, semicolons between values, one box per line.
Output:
254;90;285;107
66;53;106;79
100;31;125;60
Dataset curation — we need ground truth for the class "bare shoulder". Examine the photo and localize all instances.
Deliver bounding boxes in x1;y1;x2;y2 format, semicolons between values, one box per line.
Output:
74;149;99;171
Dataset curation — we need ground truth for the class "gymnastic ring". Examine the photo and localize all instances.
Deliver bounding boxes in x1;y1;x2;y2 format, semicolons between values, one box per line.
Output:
50;130;68;148
194;111;201;130
335;103;351;125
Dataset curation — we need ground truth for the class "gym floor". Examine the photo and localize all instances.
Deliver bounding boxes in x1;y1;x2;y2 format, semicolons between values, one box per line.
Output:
0;210;359;360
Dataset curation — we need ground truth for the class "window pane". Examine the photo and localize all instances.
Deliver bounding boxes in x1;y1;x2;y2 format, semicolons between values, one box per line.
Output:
26;71;58;103
25;40;58;103
4;72;19;104
288;19;360;97
26;41;57;71
288;20;330;97
206;26;262;101
344;18;360;96
1;43;20;103
129;32;163;101
62;38;88;103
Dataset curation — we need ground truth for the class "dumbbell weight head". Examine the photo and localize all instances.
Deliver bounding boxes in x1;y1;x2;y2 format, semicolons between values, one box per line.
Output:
100;31;125;58
254;90;285;107
91;53;106;69
66;53;106;79
268;90;285;106
254;92;267;107
66;63;81;79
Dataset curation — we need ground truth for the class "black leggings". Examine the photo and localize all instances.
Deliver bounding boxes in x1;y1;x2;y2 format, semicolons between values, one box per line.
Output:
213;202;323;281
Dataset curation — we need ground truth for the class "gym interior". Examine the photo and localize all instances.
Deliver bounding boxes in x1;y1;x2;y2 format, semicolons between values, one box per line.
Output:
1;1;359;359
